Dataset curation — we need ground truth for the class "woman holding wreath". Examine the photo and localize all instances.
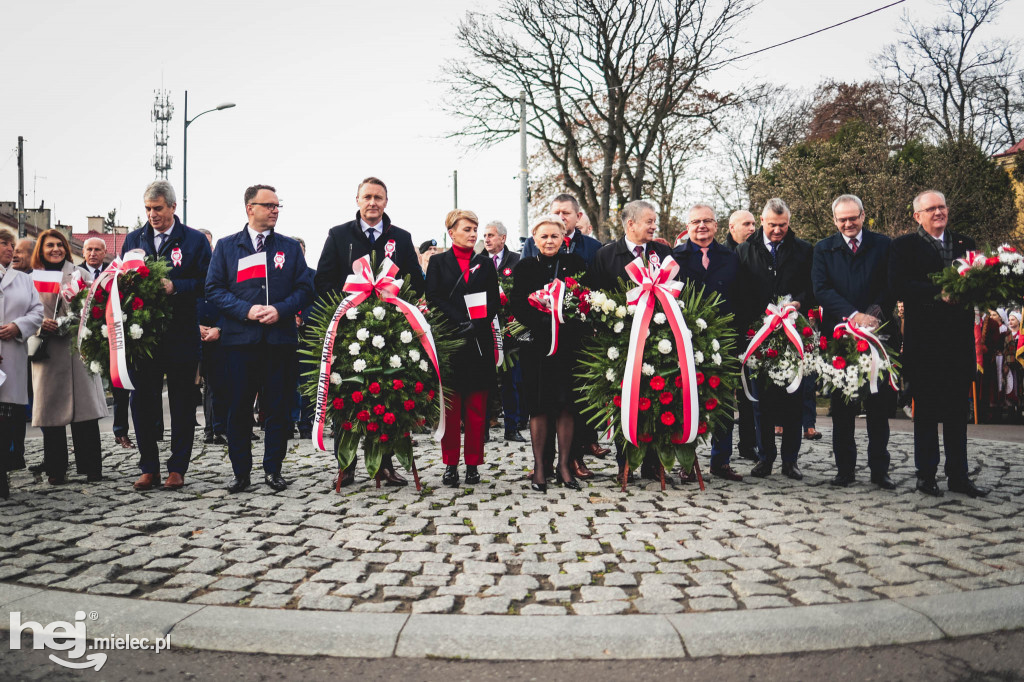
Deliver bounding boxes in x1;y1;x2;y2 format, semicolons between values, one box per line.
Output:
425;209;499;487
30;229;108;485
511;215;587;492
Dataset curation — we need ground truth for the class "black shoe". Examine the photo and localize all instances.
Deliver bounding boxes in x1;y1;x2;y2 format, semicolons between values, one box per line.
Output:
781;462;803;480
213;434;228;445
227;476;251;494
0;473;8;499
464;466;481;484
442;465;459;487
264;473;288;492
948;478;989;498
871;473;896;490
558;473;582;491
750;460;773;478
28;463;45;474
530;478;547;493
916;478;943;497
505;430;526;442
830;474;855;487
299;430;312;440
86;473;104;483
203;434;215;444
737;450;760;463
483;430;490;443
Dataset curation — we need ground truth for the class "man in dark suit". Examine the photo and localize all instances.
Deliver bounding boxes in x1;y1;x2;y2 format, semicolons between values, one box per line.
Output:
314;177;422;487
483;220;525;442
589;199;674;484
812;194;896;489
889;190;988;498
673;203;743;482
206;185;313;493
724;210;760;463
122;180;211;491
736;198;814;481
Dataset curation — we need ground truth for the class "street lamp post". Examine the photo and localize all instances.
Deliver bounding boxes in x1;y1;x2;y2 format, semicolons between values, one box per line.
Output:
182;90;235;225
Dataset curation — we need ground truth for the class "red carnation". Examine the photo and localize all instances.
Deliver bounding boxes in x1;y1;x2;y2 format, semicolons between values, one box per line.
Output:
802;326;813;337
659;391;673;405
697;421;708;434
428;390;435;400
356;410;370;422
379;434;389;443
638;397;652;411
373;404;386;416
660;412;676;426
577;299;591;314
833;356;847;370
414;382;424;394
766;348;778;358
808;308;819;320
91;306;103;320
131;296;144;311
670;432;685;444
137;265;150;278
705;398;718;411
403;399;416;411
351;391;364;403
499;293;508;306
382;412;396;425
985;256;999;266
639;433;653;443
392;379;404;390
708;376;721;389
747;329;756;338
695;372;705;385
856;339;869;353
612;395;622;407
366;422;379;432
833;328;846;340
332;398;345;410
675;375;684;388
341;421;353;431
565;277;578;288
650;376;666;391
368;382;381;395
94;289;106;302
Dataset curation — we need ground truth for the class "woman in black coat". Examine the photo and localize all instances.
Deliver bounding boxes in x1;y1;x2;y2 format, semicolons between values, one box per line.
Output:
426;210;499;487
510;215;588;492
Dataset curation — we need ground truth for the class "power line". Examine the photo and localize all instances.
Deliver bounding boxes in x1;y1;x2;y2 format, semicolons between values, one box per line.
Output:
717;0;908;66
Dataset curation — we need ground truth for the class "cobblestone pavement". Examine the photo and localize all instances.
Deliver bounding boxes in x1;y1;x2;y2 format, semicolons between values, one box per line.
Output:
2;426;1022;616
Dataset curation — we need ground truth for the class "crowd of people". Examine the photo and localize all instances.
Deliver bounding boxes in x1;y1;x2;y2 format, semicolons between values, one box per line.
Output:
0;176;1014;501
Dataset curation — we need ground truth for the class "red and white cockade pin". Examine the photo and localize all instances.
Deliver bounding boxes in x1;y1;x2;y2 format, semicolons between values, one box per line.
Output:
274;252;285;269
384;239;396;259
171;247;183;267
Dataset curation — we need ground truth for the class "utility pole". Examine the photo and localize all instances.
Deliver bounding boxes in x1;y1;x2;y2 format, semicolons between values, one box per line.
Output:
17;136;25;238
518;91;529;242
453;169;458;209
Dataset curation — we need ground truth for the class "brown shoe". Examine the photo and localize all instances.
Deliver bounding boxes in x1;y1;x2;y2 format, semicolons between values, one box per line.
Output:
678;468;698;484
586;443;611;459
572;460;595;480
163;472;185;490
377;466;408;487
335;468;356;490
115;435;135;449
710;465;743;481
774;426;783;437
133;473;159;490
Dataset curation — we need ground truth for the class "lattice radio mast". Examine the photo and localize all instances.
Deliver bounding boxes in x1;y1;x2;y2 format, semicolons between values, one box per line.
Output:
152;90;174;179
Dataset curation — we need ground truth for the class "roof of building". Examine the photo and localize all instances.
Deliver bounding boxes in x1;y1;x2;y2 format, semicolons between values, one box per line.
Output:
994;139;1024;158
71;231;129;258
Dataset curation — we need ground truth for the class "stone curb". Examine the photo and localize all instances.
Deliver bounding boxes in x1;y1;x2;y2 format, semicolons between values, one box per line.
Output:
3;582;1022;659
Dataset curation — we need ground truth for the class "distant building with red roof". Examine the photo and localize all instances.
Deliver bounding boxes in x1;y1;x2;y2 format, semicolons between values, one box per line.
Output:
993;140;1024;239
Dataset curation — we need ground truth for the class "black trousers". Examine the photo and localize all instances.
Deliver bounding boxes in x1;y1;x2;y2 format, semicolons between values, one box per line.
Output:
913;417;969;482
757;381;802;464
225;342;295;478
42;419;101;478
112;387;131;438
830;386;895;478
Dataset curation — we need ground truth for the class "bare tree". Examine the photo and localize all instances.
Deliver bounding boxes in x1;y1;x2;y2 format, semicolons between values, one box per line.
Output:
443;0;752;240
876;0;1023;155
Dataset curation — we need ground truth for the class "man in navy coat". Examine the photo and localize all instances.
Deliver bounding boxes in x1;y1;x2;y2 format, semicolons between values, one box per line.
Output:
673;203;743;483
812;194;895;490
122;180;211;491
206;185;313;493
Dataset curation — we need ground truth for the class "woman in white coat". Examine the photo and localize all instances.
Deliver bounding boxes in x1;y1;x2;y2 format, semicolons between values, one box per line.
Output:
0;228;44;499
30;229;108;486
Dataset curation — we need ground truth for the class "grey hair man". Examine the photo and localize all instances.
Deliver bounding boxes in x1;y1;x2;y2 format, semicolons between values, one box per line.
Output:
81;237;107;278
13;238;35;273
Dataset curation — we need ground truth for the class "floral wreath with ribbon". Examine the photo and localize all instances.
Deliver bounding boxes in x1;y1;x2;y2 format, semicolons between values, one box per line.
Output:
740;297;820;401
813;319;900;403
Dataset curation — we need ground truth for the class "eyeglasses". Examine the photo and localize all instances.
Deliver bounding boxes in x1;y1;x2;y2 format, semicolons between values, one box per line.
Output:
249;203;282;211
689;218;717;226
834;216;862;224
918;205;946;214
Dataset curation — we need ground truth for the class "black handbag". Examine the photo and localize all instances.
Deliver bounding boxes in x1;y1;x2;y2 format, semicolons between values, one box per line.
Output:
26;335;49;362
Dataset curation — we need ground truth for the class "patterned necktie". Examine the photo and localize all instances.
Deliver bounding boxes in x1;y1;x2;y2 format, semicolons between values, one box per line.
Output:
155;233;164;253
366;229;376;245
850;237;858;254
701;246;710;269
769;241;779;268
633;245;643;259
256;233;265;253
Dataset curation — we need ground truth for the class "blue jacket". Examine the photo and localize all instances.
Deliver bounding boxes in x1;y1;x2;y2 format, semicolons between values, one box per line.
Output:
205;227;314;346
812;228;893;334
121;216;211;363
521;229;602;266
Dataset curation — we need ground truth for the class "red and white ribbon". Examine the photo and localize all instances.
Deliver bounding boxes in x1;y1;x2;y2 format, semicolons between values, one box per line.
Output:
313;256;445;451
954;251;982;276
527;279;566;356
740;301;805;400
77;249;148;391
834;320;898;393
620;255;699;447
491;315;504;367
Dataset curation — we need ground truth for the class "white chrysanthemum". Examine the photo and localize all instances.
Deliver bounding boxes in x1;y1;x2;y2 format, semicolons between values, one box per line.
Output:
389;355;402;368
348;342;360;356
641;363;655;376
353;359;367;372
100;325;109;338
602;300;616;314
1000;266;1010;275
613;321;625;334
81;325;92;338
409;349;421;362
711;339;720;352
626;305;637;315
345;307;359;320
400;330;413;344
330;372;342;385
653;312;667;325
89;361;102;375
589;291;606;307
1014;262;1024;275
129;324;143;339
695;318;707;331
605;368;617;383
712;352;722;366
657;339;672;355
607;347;620;360
372;306;386;320
356;328;370;341
615;306;627;318
419;360;429;372
694;350;705;364
371;335;385;349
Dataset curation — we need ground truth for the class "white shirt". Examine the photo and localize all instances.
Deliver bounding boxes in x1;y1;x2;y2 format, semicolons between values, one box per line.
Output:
488;248;505;267
624;237;645;257
763;234;778;251
360;217;382;242
153;227;172;252
847;229;863;250
246;225;271;252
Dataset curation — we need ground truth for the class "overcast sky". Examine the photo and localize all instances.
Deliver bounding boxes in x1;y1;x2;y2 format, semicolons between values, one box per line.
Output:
2;0;1021;264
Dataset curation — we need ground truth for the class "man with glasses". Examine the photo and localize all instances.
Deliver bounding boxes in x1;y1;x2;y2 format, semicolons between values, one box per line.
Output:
674;203;743;483
206;185;313;494
315;177;423;487
889;190;987;498
812;194;895;490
